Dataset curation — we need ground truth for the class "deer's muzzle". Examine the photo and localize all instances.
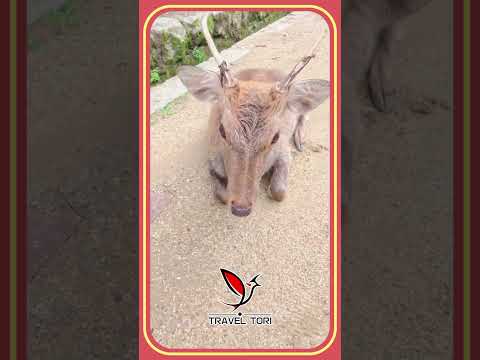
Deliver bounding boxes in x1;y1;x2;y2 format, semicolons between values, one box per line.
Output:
226;152;262;217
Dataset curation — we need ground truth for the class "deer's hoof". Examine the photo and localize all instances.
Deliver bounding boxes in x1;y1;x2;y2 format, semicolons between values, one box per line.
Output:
213;182;228;204
368;51;396;113
294;138;304;152
293;127;305;152
270;189;286;202
369;83;394;113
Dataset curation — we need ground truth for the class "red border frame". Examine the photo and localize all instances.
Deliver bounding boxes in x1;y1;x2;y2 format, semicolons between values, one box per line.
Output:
2;1;11;359
139;2;341;359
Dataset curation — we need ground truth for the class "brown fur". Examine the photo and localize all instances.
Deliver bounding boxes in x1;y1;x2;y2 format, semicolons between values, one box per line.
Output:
207;70;297;213
225;80;284;151
178;65;329;216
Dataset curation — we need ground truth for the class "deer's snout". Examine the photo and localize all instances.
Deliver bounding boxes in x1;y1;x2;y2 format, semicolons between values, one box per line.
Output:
231;200;252;217
225;152;263;217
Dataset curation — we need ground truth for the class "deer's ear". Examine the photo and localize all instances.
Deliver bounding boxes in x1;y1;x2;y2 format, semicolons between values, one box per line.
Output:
177;65;222;102
286;79;330;114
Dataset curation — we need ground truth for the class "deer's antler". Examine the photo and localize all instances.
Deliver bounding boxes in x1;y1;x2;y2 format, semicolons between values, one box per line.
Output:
278;37;323;90
201;13;236;88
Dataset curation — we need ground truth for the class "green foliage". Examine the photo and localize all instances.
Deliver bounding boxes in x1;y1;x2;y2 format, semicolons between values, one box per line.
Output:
46;0;79;30
207;15;215;34
246;11;288;34
213;38;235;52
159;102;175;117
150;68;161;85
28;38;41;52
150;43;159;70
161;32;188;64
150;11;290;86
156;94;188;121
192;47;207;63
28;0;81;51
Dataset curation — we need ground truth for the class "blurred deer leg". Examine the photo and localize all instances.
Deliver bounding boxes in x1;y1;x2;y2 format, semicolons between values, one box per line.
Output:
269;158;288;202
293;115;306;152
341;86;364;212
368;0;433;112
210;171;228;204
342;133;353;217
208;155;226;178
213;178;228;204
209;156;228;204
368;24;400;112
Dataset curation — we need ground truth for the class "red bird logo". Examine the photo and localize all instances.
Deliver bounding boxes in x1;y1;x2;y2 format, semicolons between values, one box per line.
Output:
220;269;261;311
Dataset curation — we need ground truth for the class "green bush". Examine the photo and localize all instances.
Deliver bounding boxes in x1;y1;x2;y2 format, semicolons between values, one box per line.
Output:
150;68;161;85
192;47;208;63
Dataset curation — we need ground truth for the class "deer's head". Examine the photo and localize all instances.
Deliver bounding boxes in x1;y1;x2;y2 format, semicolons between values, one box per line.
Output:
177;13;329;216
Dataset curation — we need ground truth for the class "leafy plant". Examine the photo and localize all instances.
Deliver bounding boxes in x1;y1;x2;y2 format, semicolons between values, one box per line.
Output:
47;0;78;30
150;68;161;85
192;47;207;63
159;102;175;117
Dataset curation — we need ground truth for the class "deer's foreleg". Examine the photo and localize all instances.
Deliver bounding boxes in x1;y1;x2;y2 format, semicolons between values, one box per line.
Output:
269;157;289;202
368;24;401;112
293;115;306;152
208;155;228;204
367;0;433;112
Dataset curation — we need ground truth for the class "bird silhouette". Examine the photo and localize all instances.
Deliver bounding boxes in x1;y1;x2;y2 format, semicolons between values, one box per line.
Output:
220;269;261;311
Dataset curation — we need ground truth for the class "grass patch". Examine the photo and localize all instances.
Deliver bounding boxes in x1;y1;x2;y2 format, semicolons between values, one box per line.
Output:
46;0;79;31
28;38;42;52
151;94;189;124
159;102;176;117
150;68;161;85
192;47;208;63
28;0;81;52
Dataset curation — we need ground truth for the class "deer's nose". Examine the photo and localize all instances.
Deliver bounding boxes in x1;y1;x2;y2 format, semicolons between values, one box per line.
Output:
231;201;252;217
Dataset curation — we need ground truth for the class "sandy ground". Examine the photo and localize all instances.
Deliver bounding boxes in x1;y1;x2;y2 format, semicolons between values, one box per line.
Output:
149;12;332;349
27;1;139;359
343;1;453;358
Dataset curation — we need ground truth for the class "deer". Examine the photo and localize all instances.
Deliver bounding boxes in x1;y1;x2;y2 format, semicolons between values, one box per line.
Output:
177;14;330;217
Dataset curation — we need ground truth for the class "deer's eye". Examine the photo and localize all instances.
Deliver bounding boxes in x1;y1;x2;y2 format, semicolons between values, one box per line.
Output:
271;132;280;145
219;124;226;140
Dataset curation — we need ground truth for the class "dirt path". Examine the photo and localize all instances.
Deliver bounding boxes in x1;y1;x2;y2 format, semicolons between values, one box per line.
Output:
343;1;453;358
149;12;332;349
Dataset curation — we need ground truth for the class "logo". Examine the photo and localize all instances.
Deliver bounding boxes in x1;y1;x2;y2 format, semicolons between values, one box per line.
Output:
208;269;272;326
220;268;261;311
